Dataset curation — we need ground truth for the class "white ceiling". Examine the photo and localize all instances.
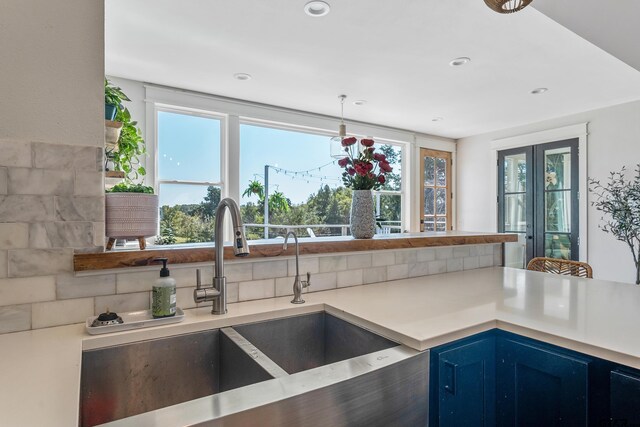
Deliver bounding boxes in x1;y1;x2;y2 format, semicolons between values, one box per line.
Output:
534;0;640;74
106;0;640;139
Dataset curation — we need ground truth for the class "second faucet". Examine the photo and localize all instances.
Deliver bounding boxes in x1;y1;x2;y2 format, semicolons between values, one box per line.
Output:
283;231;311;304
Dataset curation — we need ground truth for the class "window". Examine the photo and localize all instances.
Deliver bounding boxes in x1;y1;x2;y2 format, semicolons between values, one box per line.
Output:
156;109;224;244
420;148;452;231
373;143;402;233
239;123;404;240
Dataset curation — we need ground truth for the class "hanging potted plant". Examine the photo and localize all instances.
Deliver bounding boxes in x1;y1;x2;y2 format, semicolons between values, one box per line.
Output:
104;82;158;250
336;137;393;239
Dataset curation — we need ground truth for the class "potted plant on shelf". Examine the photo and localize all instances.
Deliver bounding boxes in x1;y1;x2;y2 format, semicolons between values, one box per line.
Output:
105;182;158;250
336;137;393;239
104;78;129;121
588;164;640;284
104;80;156;250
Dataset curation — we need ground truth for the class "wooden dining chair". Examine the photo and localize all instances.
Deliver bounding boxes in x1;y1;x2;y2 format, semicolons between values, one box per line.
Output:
526;257;593;279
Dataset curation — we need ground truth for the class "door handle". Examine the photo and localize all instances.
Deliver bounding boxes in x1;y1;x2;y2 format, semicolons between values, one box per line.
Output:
443;361;457;395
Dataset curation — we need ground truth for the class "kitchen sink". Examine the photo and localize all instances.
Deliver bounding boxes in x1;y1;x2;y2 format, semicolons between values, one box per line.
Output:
233;311;399;374
81;311;429;427
80;328;281;426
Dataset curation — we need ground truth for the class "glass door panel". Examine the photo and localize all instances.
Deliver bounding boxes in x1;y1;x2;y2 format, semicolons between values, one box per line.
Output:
498;147;533;262
420;149;451;232
499;139;579;265
537;142;578;260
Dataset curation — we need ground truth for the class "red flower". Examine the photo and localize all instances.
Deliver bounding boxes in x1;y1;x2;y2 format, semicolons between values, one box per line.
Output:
347;167;356;176
378;175;386;184
361;138;375;147
364;162;374;172
341;137;357;147
367;147;375;153
354;163;368;176
379;161;393;173
373;153;386;162
337;157;349;168
367;172;375;180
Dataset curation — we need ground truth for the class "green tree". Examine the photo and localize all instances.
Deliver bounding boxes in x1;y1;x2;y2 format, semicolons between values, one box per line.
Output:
202;186;221;218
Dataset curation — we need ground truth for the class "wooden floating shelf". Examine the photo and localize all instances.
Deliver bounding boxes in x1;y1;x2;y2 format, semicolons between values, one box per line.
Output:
105;171;125;178
74;232;518;272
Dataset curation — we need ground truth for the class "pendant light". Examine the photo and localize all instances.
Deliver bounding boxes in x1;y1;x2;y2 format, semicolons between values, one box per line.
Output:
330;94;348;159
484;0;532;14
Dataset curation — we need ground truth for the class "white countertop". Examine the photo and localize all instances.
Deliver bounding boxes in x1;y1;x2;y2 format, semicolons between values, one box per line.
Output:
3;267;640;427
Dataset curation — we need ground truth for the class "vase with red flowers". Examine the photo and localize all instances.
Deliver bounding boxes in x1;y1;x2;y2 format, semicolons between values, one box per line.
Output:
337;137;394;238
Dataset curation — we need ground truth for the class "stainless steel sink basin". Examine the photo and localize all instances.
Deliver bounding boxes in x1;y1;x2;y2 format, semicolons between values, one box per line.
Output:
80;329;281;426
233;311;399;374
82;311;429;427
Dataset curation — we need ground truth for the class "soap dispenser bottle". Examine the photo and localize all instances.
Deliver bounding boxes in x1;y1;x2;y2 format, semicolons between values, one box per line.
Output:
152;258;176;318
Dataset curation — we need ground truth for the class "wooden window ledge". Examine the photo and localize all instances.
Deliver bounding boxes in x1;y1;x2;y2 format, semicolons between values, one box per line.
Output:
74;231;518;272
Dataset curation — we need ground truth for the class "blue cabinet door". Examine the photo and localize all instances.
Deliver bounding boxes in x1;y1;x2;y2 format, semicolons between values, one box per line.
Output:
610;369;640;424
497;337;590;427
431;335;496;427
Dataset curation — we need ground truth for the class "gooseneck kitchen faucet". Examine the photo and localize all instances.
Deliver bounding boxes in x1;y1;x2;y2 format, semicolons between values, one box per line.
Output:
194;198;249;314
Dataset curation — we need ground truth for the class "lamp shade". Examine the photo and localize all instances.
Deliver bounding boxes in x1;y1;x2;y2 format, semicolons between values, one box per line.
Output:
484;0;532;14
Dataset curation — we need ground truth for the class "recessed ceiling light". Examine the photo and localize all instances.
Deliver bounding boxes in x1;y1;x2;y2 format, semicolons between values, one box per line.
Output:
353;100;367;106
432;117;444;122
449;57;471;67
233;73;252;81
531;87;548;95
304;1;331;17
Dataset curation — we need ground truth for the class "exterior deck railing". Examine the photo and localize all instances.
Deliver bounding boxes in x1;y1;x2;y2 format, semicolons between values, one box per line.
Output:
243;222;402;238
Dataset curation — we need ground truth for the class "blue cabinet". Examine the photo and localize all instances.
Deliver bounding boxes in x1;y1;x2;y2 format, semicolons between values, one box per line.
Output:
610;369;640;425
430;333;495;426
430;330;598;426
496;336;590;426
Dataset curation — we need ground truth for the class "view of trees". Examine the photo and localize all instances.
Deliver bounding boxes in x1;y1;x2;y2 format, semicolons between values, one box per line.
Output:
156;144;402;244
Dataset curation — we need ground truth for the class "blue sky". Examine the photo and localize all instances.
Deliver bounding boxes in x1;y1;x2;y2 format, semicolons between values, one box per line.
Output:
157;111;401;207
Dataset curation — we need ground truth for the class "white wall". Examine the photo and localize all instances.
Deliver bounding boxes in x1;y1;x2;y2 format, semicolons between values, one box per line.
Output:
457;100;640;283
0;0;103;147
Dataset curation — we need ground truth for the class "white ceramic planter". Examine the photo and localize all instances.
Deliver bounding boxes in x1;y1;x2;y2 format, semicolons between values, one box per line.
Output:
105;193;159;240
350;189;376;239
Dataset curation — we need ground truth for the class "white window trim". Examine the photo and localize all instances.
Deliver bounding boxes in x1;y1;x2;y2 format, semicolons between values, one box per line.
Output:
489;122;589;262
144;83;454;235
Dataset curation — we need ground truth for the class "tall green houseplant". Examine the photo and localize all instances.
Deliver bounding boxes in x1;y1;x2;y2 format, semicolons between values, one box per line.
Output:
589;165;640;284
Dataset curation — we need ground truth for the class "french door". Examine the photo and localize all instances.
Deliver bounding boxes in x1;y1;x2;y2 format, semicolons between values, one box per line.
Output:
498;139;579;263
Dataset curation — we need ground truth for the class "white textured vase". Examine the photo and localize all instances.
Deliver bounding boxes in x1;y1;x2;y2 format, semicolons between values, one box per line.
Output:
105;193;159;239
350;189;376;239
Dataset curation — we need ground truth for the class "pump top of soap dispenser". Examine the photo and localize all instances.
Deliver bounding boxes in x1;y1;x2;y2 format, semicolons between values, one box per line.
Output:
154;258;170;277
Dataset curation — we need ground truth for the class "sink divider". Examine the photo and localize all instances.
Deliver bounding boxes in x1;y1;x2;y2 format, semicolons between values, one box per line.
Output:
220;327;289;379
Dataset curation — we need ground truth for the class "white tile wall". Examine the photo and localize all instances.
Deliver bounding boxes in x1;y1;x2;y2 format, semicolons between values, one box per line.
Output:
32;297;93;329
239;278;275;301
0;214;504;334
337;269;364;288
319;255;347;272
0;276;56;305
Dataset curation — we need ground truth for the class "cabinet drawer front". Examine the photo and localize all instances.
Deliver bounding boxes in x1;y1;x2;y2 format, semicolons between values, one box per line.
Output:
497;338;589;427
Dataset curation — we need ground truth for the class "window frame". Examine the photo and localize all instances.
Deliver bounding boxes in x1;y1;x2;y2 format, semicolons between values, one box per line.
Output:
144;84;424;243
420;148;452;232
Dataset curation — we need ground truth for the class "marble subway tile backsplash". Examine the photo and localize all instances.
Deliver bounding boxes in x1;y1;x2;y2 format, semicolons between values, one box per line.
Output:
0;140;104;332
0;158;504;338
